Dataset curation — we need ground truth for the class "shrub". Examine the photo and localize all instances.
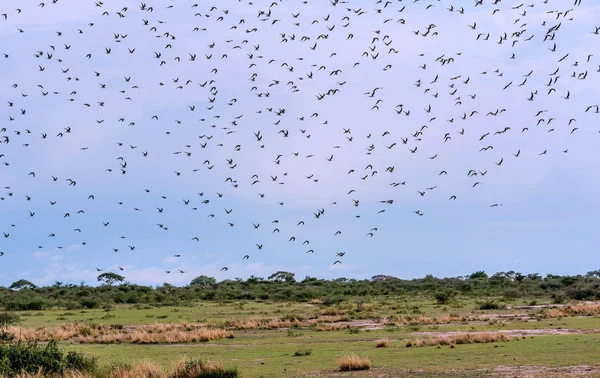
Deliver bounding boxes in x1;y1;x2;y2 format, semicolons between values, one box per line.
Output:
0;339;97;377
477;301;505;310
503;289;522;299
336;352;371;372
79;299;99;309
566;287;599;301
169;357;238;378
321;296;346;306
0;313;20;328
552;293;566;304
61;301;81;311
293;350;312;357
435;292;451;305
3;295;46;312
375;339;389;348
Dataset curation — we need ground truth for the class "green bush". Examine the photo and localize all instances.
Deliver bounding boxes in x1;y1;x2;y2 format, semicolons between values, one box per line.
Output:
565;286;599;300
477;300;505;310
0;339;97;377
321;295;346;306
503;288;522;299
0;312;20;328
293;349;312;356
3;296;46;311
552;293;566;304
80;298;100;309
434;292;451;304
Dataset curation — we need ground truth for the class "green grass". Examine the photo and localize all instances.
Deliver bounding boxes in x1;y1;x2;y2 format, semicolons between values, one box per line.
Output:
5;297;600;377
63;334;600;377
12;295;565;329
13;302;326;328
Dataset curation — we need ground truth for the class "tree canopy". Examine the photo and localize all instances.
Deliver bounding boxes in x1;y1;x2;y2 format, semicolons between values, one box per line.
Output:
9;279;36;290
97;272;125;286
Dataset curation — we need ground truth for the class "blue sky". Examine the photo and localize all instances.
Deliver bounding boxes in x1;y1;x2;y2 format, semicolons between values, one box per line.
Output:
0;0;599;287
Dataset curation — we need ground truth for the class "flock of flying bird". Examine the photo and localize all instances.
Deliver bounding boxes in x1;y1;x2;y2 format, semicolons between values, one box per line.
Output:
0;0;598;282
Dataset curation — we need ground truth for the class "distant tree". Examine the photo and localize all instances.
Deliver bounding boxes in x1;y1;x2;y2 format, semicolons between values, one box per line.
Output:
9;279;36;290
189;275;217;287
527;273;541;281
97;272;125;286
468;271;488;280
371;275;396;281
585;270;600;278
157;283;174;293
545;274;562;280
302;276;319;283
246;275;263;284
53;281;63;288
268;271;296;283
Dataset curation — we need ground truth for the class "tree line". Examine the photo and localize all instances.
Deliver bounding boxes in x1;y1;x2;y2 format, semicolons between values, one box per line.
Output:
2;269;600;311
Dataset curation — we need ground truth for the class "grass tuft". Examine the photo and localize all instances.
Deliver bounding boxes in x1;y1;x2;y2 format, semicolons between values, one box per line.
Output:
546;303;600;318
406;332;512;348
336;352;371;372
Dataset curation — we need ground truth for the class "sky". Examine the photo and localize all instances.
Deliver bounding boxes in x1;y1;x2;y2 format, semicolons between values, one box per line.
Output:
0;0;599;287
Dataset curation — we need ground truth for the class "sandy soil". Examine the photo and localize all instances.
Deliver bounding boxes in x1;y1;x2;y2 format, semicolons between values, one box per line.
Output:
489;365;600;377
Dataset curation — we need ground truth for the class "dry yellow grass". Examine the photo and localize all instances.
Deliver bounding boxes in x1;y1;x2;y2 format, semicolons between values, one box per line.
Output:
546;303;600;318
375;339;389;348
314;323;350;331
336;352;372;372
216;315;358;330
169;357;227;378
3;322;233;344
12;358;231;378
386;314;462;326
406;332;512;347
107;360;165;378
14;367;92;378
220;318;303;330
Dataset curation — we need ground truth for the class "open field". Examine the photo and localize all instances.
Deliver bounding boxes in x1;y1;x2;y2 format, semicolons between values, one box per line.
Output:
3;296;600;377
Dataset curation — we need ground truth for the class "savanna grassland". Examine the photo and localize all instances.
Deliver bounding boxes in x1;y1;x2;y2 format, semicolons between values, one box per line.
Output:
1;271;600;377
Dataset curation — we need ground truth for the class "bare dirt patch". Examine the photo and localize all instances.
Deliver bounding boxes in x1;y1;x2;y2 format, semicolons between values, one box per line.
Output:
298;366;600;377
412;328;584;338
489;365;600;377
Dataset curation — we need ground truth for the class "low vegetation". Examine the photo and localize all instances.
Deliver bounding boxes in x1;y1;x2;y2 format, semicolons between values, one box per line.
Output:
336;352;372;372
545;302;600;318
405;332;513;348
2;323;233;344
1;270;600;377
2;270;600;311
0;339;97;377
0;339;237;378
